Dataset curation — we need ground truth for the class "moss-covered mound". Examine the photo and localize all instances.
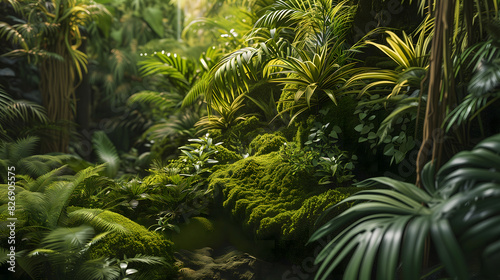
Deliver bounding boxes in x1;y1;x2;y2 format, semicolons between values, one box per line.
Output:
69;209;178;278
249;133;287;156
214;145;242;164
208;152;360;246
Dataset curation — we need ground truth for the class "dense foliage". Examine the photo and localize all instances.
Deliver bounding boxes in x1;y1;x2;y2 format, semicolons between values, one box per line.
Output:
1;0;500;279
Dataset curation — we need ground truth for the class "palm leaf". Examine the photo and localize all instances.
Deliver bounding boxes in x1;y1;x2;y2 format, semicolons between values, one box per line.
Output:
310;133;500;280
92;131;120;178
128;91;179;110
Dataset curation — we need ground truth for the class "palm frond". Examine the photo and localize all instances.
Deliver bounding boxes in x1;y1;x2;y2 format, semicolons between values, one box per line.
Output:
138;52;195;94
128;90;179;110
143;111;201;141
0;21;29;50
182;74;210;107
92;131;120;178
310;133;500;280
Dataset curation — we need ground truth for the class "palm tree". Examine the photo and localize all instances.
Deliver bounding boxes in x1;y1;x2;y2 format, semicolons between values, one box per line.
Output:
0;0;110;153
185;0;361;127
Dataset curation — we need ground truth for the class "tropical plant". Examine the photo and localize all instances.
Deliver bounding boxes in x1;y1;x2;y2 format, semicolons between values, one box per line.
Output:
11;225;168;280
3;165;107;229
310;133;500;280
201;0;361;124
130;48;222;148
149;175;212;226
345;16;433;98
0;136;72;181
0;86;49;141
0;0;110;152
279;142;317;175
177;134;221;175
314;149;356;185
69;175;120;209
144;110;202;141
18;225;109;280
340;17;433;164
408;0;498;184
270;45;360;123
138;52;198;96
445;18;500;134
353;94;419;164
78;254;168;280
195;94;255;132
92;131;121;178
87;0;180;105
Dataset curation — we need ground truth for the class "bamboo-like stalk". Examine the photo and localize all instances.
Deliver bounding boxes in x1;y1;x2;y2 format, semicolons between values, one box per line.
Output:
416;0;455;187
40;32;78;153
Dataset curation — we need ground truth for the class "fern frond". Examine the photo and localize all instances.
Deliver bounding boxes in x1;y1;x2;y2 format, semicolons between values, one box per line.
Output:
68;208;128;233
6;136;40;164
18;154;70;178
39;225;96;252
43;166;103;228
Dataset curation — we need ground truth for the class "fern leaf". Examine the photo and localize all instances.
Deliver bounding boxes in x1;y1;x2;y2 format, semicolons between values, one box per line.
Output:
68;208;128;233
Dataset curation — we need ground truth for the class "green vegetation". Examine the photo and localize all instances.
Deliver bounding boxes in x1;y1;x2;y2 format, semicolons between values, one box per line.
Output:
1;0;500;279
311;133;500;280
209;152;360;246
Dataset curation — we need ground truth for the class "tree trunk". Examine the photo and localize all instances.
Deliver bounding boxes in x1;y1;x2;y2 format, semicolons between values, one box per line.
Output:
415;0;456;187
39;37;77;153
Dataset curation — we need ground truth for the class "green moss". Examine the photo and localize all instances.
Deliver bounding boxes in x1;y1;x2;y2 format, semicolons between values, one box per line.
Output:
214;145;242;164
208;150;367;257
210;152;353;244
249;133;287;156
79;210;177;278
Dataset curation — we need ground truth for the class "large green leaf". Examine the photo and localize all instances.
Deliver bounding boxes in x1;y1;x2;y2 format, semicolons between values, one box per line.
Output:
310;133;500;279
142;7;164;37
